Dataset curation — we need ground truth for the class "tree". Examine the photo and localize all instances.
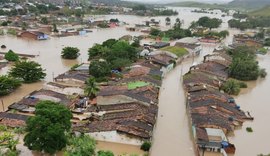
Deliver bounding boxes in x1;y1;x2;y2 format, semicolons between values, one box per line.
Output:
221;79;241;95
84;77;99;99
88;44;110;59
165;17;171;24
150;28;161;36
24;101;72;155
21;22;28;30
53;23;58;33
141;141;151;151
4;50;19;62
9;60;46;83
0;75;21;96
61;47;80;59
40;17;48;24
65;134;96;156
89;60;111;81
197;16;222;29
98;150;114;156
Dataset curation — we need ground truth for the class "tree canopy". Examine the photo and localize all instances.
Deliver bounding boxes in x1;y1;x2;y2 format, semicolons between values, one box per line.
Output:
84;77;99;99
65;134;96;156
4;50;19;62
61;47;80;59
196;16;222;29
24;101;72;154
0;75;21;96
228;46;262;81
89;60;111;81
9;60;46;83
97;150;114;156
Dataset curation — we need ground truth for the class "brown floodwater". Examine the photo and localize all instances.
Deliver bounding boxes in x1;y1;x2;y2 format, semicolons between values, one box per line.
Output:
2;7;269;156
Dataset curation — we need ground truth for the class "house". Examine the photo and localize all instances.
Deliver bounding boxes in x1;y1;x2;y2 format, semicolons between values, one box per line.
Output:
0;112;28;127
194;127;236;155
233;34;263;48
18;31;49;40
151;42;170;49
175;37;202;55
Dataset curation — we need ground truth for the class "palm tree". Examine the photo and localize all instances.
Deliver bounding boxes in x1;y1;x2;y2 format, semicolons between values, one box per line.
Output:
84;77;99;99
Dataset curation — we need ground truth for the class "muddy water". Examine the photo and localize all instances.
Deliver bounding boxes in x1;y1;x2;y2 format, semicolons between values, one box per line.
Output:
3;7;265;156
228;54;270;156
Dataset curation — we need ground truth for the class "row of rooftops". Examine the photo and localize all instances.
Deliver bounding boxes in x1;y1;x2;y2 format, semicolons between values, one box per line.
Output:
0;49;174;141
183;48;251;155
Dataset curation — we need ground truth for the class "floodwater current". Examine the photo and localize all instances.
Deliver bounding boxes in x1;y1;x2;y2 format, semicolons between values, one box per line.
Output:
0;7;269;156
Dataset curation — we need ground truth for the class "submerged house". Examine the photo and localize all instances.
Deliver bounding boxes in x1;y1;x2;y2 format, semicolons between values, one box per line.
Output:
233;34;263;48
175;37;202;55
18;31;49;40
0;112;28;128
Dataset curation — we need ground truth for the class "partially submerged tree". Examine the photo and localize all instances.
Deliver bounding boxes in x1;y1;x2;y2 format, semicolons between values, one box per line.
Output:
24;101;72;155
4;50;19;62
61;47;80;59
197;16;222;29
97;150;114;156
0;75;21;96
9;60;46;83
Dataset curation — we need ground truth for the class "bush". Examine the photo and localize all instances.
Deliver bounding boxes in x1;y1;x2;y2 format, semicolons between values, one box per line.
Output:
4;50;19;62
259;68;267;78
140;141;151;151
0;75;21;96
246;127;253;132
97;150;114;156
221;79;241;95
61;47;80;59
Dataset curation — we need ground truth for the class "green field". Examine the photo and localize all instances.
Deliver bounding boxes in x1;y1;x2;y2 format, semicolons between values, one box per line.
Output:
161;46;188;57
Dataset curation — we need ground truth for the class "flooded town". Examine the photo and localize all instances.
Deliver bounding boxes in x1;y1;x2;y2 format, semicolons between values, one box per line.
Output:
0;0;270;156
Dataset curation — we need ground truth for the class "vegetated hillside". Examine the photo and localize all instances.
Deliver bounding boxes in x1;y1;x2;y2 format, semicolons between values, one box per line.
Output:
228;0;270;10
166;1;222;9
248;6;270;17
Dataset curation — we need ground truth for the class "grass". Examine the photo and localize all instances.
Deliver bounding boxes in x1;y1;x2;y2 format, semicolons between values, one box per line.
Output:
160;46;188;57
128;81;149;90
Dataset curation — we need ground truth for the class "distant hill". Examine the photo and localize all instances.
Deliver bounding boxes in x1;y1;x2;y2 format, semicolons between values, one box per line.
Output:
228;0;270;10
166;1;223;9
248;6;270;17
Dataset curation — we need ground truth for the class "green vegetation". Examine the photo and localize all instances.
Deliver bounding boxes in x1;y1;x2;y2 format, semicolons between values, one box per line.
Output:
140;141;151;151
89;60;111;82
228;46;265;81
150;27;192;40
246;127;253;132
193;30;229;39
65;134;96;156
98;150;114;156
84;77;100;99
0;75;21;96
61;47;80;59
160;46;188;57
24;101;72;155
7;29;16;35
221;79;247;95
249;6;270;17
9;60;46;83
228;17;270;30
265;38;270;46
4;50;19;62
166;1;223;9
128;81;149;90
0;132;19;155
196;16;222;30
88;39;139;81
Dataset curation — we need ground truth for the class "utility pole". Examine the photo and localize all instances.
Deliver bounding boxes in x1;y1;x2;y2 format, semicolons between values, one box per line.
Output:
1;99;4;111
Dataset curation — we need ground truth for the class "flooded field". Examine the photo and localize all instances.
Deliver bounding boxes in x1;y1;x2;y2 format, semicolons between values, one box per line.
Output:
0;6;269;156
